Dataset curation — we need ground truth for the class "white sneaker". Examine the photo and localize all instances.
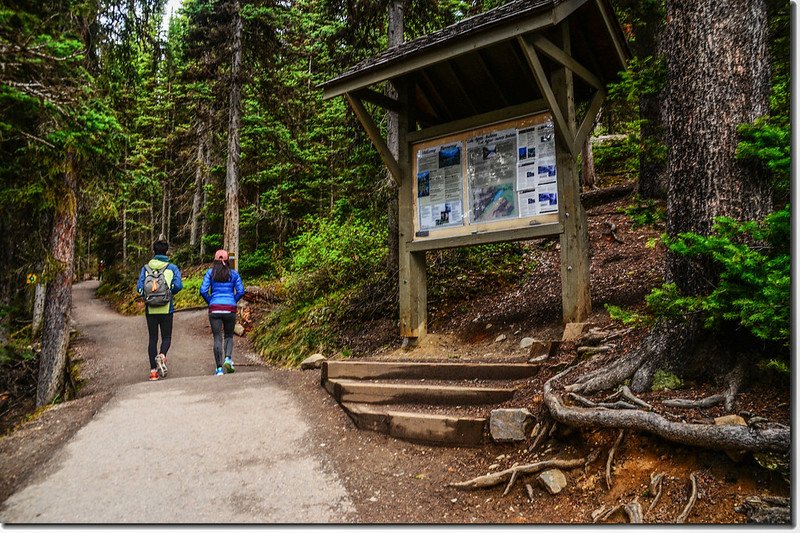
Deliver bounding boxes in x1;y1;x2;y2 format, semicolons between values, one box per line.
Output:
156;353;168;377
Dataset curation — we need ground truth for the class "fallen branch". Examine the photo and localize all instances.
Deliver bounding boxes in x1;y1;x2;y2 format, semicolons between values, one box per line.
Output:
544;374;790;453
448;456;587;491
606;430;625;489
646;472;665;515
593;498;643;523
675;472;699;523
735;495;790;524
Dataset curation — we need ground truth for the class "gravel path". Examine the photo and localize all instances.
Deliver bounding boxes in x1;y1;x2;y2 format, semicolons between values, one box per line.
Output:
0;281;355;524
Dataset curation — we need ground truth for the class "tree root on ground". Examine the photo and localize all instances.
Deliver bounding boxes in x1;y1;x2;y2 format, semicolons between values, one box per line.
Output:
568;392;637;410
528;419;553;452
735;495;790;524
544;369;790;453
605;430;624;489
662;361;744;413
603;385;653;410
675;471;699;523
448;451;599;491
646;472;665;515
592;498;643;523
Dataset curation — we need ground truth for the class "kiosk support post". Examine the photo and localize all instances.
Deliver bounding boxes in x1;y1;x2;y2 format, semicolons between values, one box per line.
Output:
397;80;427;344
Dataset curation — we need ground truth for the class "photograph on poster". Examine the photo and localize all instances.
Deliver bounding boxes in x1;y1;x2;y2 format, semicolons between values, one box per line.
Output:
417;171;430;197
467;129;518;222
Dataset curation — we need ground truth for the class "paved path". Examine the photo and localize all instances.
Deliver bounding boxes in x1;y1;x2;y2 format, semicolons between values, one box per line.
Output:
0;282;355;524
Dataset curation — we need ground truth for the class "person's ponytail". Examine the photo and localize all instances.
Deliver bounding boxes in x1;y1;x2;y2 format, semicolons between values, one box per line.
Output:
211;259;231;282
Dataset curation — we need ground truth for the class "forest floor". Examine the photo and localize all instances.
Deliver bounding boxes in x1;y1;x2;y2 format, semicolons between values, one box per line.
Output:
0;190;790;524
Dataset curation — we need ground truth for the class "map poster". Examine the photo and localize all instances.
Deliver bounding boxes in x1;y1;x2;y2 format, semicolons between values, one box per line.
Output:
466;128;518;223
416;143;464;230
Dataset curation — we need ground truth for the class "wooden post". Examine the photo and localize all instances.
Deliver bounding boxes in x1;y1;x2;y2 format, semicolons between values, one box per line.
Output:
396;79;427;344
553;22;591;323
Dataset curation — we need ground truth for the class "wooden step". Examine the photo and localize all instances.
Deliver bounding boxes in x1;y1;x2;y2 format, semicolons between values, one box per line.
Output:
341;403;486;446
322;360;539;382
324;378;516;405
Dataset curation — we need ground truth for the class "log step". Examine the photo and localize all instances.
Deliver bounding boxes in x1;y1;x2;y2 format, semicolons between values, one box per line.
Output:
322;360;539;381
341;403;487;446
324;379;517;405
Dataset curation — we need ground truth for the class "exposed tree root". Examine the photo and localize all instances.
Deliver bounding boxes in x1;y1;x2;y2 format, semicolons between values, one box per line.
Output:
448;454;592;491
528;419;553;452
605;430;625;489
646;472;665;515
592;498;643;523
735;495;791;524
675;472;699;523
544;370;790;453
662;361;744;413
603;386;653;410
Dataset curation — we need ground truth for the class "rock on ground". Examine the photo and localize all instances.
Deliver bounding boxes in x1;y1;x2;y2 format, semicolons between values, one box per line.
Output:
489;408;533;442
538;469;567;495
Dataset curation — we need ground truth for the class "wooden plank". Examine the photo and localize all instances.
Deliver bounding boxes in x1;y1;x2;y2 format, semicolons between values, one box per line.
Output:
342;403;486;446
329;379;517;405
530;34;604;89
396;81;427;341
408;222;562;252
418;70;456;121
572;86;606;154
517;35;576;155
322;11;553;99
352;87;403;112
476;49;510;108
344;93;402;187
440;60;479;115
407;99;548;143
593;0;628;69
552;26;591;323
324;361;541;381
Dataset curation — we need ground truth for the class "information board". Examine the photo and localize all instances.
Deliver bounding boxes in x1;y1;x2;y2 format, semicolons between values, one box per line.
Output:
413;112;558;238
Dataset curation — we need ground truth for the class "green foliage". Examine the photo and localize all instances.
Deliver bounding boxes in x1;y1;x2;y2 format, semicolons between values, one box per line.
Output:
605;304;651;327
172;276;205;310
591;135;641;177
651;370;684;391
618;198;666;228
286;215;387;298
609;207;790;348
238;243;278;277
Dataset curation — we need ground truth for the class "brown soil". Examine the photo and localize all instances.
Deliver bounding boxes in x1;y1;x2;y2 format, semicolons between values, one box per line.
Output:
0;194;789;524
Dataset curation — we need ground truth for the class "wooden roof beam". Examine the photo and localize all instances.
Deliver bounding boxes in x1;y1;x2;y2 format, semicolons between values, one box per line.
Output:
516;35;577;155
476;49;510;108
352;88;403;113
530;34;604;89
593;0;628;69
572;86;606;154
344;92;402;187
441;60;479;116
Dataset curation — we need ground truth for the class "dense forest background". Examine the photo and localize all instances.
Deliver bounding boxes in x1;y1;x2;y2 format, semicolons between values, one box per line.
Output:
0;0;791;408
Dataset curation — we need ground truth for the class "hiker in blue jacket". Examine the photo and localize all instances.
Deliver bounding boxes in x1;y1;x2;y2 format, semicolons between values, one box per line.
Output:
136;239;183;381
199;249;245;376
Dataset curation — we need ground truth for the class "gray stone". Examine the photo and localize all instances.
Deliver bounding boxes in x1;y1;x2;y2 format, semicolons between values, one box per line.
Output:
494;334;507;343
529;339;560;358
489;408;534;442
519;337;534;349
538;469;567;494
300;353;326;370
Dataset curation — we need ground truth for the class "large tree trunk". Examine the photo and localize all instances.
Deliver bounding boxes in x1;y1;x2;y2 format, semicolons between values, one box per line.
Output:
200;130;211;260
568;0;771;396
664;0;771;292
385;0;403;275
37;148;78;407
224;0;242;262
31;282;46;338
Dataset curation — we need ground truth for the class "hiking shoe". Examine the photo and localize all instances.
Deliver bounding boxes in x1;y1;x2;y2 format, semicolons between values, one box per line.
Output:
215;367;224;376
156;353;168;377
223;357;235;373
149;369;159;381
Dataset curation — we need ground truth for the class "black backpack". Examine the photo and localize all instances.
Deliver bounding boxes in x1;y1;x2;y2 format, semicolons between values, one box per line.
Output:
142;265;171;307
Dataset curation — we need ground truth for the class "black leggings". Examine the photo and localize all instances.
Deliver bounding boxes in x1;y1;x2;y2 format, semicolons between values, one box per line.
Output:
145;312;173;370
209;312;236;368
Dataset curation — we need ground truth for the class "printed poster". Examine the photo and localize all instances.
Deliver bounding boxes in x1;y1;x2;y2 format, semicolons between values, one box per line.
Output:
467;128;518;223
416;143;464;231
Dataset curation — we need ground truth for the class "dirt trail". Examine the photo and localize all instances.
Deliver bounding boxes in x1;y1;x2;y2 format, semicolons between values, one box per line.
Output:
0;281;355;523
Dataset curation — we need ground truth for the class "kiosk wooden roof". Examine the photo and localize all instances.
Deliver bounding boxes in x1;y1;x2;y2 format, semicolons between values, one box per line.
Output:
322;0;629;147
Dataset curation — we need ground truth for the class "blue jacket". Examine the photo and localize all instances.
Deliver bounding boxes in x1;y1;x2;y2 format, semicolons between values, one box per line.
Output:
136;256;183;314
200;268;245;311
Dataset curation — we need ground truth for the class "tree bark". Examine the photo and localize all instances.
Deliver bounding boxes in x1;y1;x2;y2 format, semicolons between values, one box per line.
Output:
663;0;771;294
385;0;403;276
31;282;46;338
200;130;211;260
37;147;78;407
224;0;242;262
580;135;596;190
190;118;205;249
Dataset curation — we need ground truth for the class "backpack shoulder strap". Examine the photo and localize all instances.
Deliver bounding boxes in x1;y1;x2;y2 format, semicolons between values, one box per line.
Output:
144;264;154;276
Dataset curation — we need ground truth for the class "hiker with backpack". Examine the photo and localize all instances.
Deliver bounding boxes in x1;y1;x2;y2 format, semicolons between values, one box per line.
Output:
137;239;183;381
199;249;245;376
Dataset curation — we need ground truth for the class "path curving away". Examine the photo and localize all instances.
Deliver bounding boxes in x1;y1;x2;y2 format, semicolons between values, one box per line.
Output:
0;281;355;524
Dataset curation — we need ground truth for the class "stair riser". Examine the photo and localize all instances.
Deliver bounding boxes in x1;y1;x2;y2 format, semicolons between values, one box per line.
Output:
323;361;539;382
328;382;515;405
